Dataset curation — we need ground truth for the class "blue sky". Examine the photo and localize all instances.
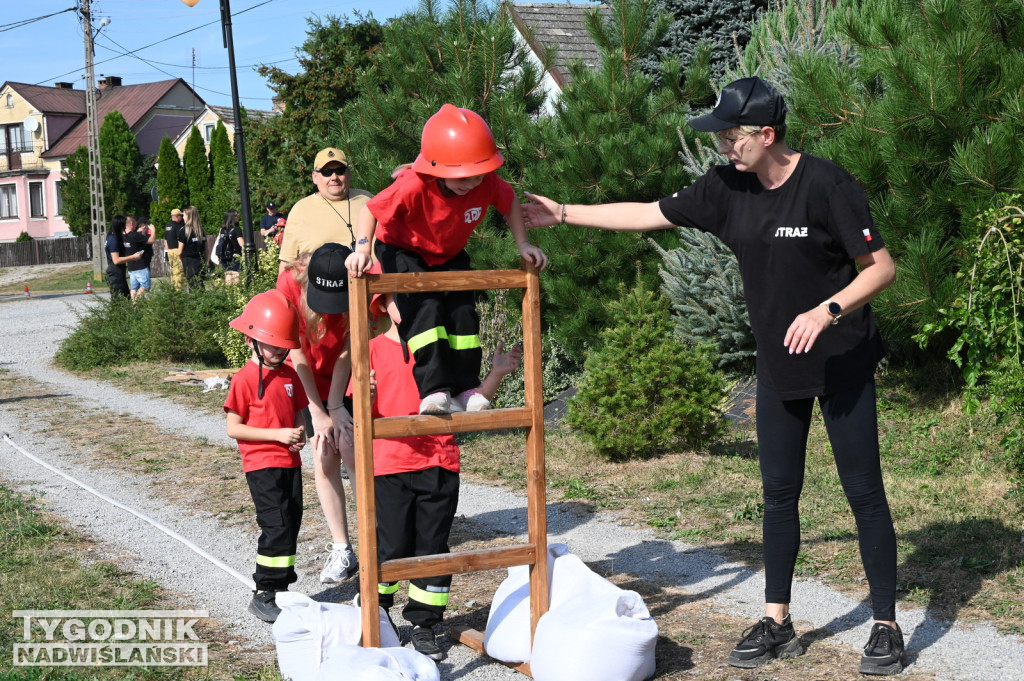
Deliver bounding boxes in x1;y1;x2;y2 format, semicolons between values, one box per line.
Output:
2;0;420;112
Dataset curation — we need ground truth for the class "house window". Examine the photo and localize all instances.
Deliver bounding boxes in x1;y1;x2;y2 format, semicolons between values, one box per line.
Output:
0;185;17;219
203;123;215;143
29;181;45;218
5;94;13;108
55;180;64;216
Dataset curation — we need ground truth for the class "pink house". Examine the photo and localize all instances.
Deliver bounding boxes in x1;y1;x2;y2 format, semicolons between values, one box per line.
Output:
0;77;206;242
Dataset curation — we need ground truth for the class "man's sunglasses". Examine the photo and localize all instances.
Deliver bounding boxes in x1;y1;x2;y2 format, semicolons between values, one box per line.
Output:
317;165;348;177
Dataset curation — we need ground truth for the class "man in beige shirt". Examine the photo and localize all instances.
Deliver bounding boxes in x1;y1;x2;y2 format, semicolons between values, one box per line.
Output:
278;147;373;272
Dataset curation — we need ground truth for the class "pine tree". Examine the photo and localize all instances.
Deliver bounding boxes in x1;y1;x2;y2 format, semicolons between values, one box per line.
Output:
508;0;708;355
98;110;145;218
183;127;212;224
156;136;189;216
208;121;238;228
565;280;727;459
639;0;771;82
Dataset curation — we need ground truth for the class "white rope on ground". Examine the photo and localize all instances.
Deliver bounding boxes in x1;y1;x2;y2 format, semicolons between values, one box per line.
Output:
1;431;256;591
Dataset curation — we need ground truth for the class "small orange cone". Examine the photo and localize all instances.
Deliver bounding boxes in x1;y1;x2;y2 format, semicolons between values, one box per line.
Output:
23;285;30;297
85;281;93;294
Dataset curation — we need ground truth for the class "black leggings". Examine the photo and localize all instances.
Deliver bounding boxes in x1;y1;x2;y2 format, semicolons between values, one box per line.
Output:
756;379;897;621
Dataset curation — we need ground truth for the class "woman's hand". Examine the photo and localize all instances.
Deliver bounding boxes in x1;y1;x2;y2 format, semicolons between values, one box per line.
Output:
522;192;562;228
309;407;335;456
784;306;834;354
331;407;354;450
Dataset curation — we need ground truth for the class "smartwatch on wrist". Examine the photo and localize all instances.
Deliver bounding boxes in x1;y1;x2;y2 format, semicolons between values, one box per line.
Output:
820;299;842;325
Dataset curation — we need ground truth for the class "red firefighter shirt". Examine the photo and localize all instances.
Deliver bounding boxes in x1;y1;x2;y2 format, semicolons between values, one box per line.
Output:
348;335;460;475
224;360;308;472
276;269;349;402
368;168;515;265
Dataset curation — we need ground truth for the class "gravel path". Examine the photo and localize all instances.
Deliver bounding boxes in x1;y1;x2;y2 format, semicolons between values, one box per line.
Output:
1;291;1022;680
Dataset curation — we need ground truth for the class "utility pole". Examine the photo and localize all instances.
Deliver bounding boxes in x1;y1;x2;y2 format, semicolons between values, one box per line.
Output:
80;0;108;282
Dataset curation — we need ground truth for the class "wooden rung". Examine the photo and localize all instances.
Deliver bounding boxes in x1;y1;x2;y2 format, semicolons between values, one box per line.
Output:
366;270;528;294
378;543;536;582
449;627;533;677
371;408;533;438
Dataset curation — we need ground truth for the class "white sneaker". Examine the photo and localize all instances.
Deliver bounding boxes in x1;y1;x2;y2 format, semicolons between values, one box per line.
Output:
456;388;491;412
320;542;358;584
419;392;451;415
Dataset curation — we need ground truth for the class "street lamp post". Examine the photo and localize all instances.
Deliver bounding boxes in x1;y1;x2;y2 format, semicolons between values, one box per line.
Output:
181;0;257;277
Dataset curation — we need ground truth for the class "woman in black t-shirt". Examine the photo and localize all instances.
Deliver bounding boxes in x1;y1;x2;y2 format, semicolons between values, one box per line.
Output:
104;215;135;298
523;78;905;677
176;206;207;289
218;209;246;285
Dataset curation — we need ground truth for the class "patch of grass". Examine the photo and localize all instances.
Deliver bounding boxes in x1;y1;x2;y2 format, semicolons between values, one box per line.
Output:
0;264;94;295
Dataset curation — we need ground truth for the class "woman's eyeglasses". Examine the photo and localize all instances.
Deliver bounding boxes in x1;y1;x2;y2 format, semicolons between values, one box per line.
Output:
317;165;348;177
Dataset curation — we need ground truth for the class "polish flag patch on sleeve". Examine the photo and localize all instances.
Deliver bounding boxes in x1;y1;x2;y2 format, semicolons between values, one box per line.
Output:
863;228;872;242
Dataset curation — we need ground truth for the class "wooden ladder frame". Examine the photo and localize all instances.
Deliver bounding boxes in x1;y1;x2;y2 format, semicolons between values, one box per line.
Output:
348;263;548;676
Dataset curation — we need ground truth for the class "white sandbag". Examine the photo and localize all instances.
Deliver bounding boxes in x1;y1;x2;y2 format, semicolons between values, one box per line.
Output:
317;644;440;681
530;589;658;681
483;543;568;663
273;592;401;681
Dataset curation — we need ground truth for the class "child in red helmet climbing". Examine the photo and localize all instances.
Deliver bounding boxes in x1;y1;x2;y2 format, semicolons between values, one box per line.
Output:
345;104;547;415
224;290;309;623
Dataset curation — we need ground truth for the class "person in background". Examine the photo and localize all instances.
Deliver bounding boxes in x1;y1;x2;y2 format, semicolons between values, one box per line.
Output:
219;209;245;285
522;77;904;676
122;215;156;302
278;148;374;273
177;205;207;289
224;289;308;623
261;201;285;246
104;215;132;299
165;208;184;288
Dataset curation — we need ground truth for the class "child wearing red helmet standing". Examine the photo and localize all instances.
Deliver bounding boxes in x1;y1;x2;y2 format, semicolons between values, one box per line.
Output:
345;104;547;415
224;290;309;623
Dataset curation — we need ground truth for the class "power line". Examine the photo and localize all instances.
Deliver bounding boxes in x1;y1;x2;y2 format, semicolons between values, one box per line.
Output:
33;0;280;88
0;7;77;33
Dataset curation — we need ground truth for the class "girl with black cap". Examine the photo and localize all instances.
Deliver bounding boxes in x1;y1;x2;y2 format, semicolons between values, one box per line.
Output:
276;242;360;585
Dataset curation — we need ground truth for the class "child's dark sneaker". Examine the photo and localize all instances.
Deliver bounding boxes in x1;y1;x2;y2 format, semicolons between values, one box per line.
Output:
728;615;805;668
419;392;451;415
410;625;445;661
248;590;281;622
859;622;906;675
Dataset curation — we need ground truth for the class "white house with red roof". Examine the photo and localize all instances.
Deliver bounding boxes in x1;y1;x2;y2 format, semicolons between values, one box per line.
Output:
0;76;205;241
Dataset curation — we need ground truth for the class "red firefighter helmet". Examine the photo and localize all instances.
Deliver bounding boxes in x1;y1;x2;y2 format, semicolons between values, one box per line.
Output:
229;289;300;349
411;104;504;178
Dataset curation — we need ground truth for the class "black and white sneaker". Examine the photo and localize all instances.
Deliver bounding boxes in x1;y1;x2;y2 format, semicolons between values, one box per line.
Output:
859;622;906;675
411;625;445;661
248;590;281;623
727;615;805;668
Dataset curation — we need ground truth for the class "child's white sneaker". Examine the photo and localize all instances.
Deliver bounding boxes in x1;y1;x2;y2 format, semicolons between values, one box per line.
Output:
456;388;491;412
419;392;452;415
320;542;358;584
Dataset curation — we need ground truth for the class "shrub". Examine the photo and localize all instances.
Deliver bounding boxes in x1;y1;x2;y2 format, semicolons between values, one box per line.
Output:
54;296;143;370
982;359;1024;508
565;280;727;459
213;243;284;367
915;197;1024;409
15;231;31;243
55;277;236;371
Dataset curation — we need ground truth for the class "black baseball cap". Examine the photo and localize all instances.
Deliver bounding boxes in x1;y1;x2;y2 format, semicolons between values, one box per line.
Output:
266;201;277;209
306;243;352;315
688;77;788;132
